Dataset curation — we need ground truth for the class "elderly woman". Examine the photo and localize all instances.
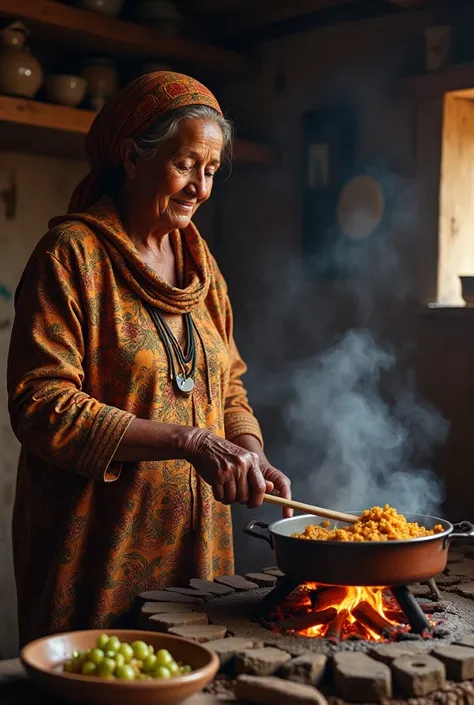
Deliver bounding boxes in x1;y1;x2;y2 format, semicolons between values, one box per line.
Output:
7;71;291;646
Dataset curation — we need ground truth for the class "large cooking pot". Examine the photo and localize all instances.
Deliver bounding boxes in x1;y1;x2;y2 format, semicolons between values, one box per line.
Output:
244;513;474;586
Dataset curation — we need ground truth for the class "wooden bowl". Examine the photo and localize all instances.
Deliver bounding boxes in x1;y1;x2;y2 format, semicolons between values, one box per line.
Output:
20;629;219;705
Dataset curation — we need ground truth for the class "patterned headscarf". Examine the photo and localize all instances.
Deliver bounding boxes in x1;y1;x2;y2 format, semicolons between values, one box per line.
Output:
68;71;222;213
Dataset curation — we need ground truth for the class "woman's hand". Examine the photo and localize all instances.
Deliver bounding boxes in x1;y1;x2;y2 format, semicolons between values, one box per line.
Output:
258;458;293;518
183;429;271;507
231;433;292;518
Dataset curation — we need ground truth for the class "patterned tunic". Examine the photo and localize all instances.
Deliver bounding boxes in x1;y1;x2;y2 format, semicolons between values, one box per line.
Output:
7;198;262;646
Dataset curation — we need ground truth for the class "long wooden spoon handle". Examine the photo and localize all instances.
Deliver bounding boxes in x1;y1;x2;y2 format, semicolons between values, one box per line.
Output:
263;494;358;524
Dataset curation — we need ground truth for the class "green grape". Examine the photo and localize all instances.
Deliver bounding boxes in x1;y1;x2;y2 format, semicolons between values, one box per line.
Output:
131;640;149;661
97;658;116;678
81;661;97;676
168;661;180;676
155;649;173;667
88;648;105;665
70;658;83;674
104;636;121;653
113;653;125;668
153;666;171;679
118;643;134;664
65;640;190;681
143;654;157;673
97;634;109;650
115;664;136;680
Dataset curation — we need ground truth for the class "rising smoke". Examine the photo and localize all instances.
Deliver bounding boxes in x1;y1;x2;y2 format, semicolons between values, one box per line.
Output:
281;328;448;516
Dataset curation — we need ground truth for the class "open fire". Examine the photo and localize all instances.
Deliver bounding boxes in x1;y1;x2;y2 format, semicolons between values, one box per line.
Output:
263;584;434;642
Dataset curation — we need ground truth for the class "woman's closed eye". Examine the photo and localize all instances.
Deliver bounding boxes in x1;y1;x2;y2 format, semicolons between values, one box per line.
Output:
176;161;193;173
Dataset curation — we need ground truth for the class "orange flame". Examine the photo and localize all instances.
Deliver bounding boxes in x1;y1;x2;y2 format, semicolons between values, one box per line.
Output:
299;584;398;641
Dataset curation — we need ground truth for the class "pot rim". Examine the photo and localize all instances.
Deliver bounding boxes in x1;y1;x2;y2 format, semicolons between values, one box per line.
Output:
266;512;454;546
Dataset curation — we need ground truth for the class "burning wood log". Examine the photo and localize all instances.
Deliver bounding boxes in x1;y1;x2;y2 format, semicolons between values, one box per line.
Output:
384;609;406;623
309;586;348;611
326;608;349;641
275;607;337;631
352;601;397;637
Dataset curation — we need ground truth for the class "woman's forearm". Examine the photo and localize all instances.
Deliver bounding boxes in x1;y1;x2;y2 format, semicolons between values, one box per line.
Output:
114;425;264;465
233;434;264;457
113;418;196;462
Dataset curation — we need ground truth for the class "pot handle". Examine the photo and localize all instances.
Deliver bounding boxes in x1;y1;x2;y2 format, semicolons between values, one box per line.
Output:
444;521;474;549
243;520;274;549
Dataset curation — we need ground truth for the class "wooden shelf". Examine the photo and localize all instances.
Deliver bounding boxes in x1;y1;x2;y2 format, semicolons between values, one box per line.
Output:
0;95;278;165
403;63;474;99
0;0;253;76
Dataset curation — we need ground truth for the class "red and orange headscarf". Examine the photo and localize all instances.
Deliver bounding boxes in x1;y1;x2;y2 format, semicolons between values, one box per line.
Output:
69;71;223;214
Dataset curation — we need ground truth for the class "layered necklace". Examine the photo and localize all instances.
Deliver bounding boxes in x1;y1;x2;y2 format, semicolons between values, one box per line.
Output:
147;306;197;396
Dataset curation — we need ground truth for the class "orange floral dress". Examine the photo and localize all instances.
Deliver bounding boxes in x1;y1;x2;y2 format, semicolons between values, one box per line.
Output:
7;198;262;646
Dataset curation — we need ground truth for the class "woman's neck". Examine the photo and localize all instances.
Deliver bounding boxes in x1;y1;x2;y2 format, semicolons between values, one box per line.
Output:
117;190;172;251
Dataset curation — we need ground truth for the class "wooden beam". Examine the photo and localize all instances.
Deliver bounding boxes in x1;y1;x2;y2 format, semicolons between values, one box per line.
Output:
0;0;253;76
216;0;359;34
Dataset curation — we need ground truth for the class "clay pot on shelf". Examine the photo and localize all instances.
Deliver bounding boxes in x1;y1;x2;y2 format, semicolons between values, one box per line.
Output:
0;21;43;98
80;58;119;112
135;0;183;34
460;276;474;306
44;74;87;107
75;0;124;17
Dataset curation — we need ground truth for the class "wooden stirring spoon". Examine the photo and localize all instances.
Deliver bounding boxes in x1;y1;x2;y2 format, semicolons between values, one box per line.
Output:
263;494;358;524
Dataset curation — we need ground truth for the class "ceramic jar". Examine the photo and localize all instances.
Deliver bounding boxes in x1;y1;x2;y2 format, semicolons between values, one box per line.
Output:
75;0;124;17
44;75;87;107
0;21;43;98
80;58;119;112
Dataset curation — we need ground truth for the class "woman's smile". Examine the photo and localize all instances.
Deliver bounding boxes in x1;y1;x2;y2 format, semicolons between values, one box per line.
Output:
172;198;195;211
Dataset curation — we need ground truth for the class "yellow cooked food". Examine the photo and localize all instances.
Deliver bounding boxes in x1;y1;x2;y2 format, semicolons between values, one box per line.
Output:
292;505;444;542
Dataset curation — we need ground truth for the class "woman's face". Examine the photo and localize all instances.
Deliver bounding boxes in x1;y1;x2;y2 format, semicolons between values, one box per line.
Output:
122;118;223;233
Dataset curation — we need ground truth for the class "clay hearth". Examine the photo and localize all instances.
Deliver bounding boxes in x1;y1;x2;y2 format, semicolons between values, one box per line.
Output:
133;547;474;704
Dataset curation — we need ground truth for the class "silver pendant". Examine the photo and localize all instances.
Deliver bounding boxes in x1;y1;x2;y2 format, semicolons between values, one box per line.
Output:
175;374;195;396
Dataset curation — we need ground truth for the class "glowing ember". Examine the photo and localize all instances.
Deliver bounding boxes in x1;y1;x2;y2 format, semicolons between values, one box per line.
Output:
266;584;413;642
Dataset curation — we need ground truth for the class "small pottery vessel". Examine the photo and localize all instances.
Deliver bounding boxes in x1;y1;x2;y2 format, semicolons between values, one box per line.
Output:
76;0;124;17
460;276;474;306
80;58;118;112
0;21;43;98
44;74;87;107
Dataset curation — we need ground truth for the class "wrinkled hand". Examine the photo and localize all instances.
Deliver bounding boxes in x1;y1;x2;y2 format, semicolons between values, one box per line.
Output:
184;429;271;507
258;456;293;518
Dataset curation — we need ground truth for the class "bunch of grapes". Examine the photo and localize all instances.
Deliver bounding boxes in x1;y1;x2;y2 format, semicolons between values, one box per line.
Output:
63;634;192;680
